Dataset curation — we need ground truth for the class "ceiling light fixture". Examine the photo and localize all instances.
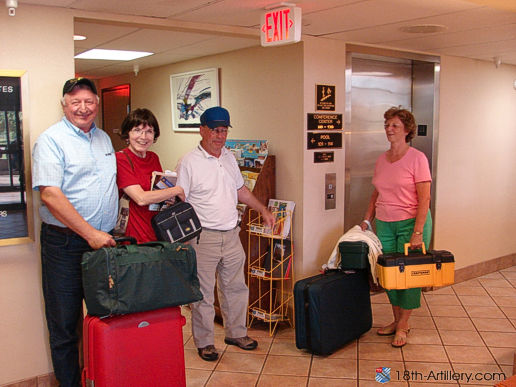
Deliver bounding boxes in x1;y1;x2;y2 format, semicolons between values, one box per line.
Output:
73;35;87;41
74;49;153;61
399;24;447;34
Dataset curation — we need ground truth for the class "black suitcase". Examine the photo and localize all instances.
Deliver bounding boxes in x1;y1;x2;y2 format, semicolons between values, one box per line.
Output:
294;269;372;355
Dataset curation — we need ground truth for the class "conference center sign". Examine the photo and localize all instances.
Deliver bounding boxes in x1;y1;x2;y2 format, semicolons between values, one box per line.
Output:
260;5;302;46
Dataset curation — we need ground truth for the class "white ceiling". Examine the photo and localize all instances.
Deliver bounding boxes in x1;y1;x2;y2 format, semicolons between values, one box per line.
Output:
17;0;516;78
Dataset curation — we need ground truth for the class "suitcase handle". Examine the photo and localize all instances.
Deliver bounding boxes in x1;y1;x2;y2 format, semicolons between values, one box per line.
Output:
114;236;137;244
404;242;426;256
124;241;187;254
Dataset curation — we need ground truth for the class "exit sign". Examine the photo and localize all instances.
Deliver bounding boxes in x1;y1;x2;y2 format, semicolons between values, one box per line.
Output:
261;6;302;47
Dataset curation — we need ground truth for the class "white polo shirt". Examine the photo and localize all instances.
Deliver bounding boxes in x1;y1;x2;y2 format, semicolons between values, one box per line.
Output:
176;144;244;230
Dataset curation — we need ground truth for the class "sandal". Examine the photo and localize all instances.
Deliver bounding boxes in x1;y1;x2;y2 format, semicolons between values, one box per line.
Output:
377;323;397;336
391;328;410;347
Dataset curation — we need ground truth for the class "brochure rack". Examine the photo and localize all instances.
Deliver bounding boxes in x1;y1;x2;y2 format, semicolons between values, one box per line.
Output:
247;209;294;336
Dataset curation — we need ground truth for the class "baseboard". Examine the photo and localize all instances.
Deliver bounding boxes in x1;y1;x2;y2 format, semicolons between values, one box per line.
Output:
454;253;516;284
2;373;57;387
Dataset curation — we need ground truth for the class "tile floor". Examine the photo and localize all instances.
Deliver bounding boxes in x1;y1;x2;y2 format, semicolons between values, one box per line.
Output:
181;265;516;386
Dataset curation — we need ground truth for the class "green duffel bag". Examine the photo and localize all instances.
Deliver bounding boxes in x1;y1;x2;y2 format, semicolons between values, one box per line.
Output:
81;237;203;317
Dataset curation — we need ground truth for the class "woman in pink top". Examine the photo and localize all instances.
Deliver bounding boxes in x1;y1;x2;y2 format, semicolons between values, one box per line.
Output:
361;107;432;348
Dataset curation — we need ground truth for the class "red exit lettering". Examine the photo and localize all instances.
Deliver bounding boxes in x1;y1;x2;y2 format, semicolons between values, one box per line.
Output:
263;8;292;43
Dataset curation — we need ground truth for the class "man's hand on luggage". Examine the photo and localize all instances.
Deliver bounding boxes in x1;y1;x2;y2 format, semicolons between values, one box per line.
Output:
87;230;116;249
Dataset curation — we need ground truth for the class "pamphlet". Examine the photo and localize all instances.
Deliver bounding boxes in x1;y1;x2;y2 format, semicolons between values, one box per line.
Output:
248;199;295;239
149;170;177;211
266;199;295;239
225;139;268;168
250;308;283;321
263;240;293;279
241;170;259;191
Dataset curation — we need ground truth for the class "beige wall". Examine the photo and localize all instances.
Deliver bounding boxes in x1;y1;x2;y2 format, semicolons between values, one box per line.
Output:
0;5;75;384
301;37;347;276
434;55;516;269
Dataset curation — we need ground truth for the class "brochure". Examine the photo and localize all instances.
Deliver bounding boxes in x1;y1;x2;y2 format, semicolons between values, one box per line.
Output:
149;170;177;211
225;139;268;168
266;199;295;239
241;170;259;191
263;240;293;279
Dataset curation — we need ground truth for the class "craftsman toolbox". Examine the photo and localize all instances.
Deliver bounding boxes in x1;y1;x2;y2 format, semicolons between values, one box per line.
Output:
376;243;454;289
338;241;369;270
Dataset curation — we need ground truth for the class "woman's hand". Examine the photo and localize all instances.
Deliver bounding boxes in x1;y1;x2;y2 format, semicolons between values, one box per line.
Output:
173;186;185;202
409;232;423;249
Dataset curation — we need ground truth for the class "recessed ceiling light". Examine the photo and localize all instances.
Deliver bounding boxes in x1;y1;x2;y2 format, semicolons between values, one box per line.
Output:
73;35;87;41
74;49;153;61
399;24;447;34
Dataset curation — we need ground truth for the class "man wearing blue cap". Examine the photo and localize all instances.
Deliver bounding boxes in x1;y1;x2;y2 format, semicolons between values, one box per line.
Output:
177;106;275;361
32;78;117;386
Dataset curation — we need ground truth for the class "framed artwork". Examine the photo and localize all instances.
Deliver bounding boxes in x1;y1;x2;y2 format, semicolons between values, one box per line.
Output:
170;68;220;132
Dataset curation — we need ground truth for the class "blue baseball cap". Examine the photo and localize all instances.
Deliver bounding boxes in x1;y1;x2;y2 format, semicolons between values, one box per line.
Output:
200;106;232;129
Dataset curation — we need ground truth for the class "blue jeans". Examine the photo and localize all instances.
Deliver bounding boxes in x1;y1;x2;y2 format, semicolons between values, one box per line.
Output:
41;223;91;387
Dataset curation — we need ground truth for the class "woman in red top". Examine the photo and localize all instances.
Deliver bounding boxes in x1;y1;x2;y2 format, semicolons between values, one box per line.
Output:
116;108;184;242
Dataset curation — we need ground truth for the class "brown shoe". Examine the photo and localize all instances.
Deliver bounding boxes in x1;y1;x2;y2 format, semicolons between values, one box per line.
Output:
197;345;219;361
224;336;258;350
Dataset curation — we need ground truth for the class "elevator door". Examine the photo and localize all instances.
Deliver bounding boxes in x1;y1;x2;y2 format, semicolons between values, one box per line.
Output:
344;57;412;232
344;54;437;234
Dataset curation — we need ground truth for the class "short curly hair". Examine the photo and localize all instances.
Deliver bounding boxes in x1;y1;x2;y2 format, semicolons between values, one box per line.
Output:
384;107;416;143
120;108;160;141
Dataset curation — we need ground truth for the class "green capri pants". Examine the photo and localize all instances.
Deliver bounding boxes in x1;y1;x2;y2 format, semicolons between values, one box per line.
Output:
376;211;432;310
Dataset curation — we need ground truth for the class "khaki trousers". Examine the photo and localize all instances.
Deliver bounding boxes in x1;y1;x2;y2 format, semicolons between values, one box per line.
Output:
190;227;249;348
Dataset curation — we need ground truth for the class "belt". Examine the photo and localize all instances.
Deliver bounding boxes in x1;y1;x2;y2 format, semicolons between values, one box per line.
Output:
45;223;77;236
203;225;239;233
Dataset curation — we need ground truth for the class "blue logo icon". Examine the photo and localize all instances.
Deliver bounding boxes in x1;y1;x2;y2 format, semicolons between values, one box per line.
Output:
375;367;391;383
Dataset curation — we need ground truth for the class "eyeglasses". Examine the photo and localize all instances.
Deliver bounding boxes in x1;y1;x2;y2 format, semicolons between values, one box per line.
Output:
209;128;229;135
131;128;155;137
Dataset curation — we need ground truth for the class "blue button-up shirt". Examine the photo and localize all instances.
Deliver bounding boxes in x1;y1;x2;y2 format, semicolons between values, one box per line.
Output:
32;117;118;232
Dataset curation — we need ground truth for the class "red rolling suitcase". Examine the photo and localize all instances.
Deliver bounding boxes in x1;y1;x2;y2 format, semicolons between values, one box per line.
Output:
82;306;186;387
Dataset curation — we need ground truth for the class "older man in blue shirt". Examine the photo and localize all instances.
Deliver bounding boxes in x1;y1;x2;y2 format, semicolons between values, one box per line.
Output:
32;78;117;387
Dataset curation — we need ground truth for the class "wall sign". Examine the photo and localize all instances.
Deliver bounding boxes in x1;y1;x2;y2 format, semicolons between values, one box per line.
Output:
316;84;335;111
0;70;33;245
314;152;334;163
307;132;342;150
307;113;343;130
261;6;302;47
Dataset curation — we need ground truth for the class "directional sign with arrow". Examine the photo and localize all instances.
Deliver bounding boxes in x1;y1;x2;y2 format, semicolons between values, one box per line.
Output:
307;113;342;130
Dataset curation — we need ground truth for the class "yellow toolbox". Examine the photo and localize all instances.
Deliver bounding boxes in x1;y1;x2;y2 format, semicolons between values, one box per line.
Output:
376;243;455;290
